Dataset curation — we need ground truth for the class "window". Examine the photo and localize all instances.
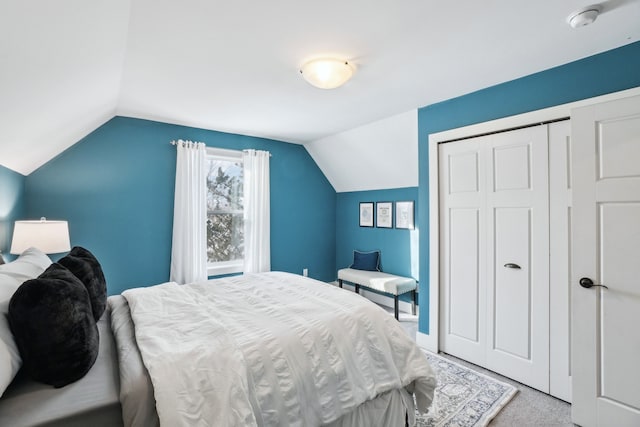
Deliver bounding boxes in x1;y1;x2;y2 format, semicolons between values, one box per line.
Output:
206;148;243;275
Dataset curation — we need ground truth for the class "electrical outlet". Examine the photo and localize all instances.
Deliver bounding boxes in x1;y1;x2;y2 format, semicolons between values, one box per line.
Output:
303;268;308;277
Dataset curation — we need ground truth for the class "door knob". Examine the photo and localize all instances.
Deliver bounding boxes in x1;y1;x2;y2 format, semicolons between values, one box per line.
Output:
504;263;521;269
579;277;608;290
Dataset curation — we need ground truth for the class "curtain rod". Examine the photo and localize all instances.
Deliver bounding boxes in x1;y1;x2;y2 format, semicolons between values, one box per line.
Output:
169;141;272;156
169;140;204;145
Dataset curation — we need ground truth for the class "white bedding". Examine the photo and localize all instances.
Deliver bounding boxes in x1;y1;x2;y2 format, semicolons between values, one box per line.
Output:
122;272;436;426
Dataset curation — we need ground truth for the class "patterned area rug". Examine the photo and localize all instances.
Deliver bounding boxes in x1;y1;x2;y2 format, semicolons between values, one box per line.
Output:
416;351;518;427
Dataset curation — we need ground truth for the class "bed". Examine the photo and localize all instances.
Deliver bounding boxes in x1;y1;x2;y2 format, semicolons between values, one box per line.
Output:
0;309;123;427
0;250;436;426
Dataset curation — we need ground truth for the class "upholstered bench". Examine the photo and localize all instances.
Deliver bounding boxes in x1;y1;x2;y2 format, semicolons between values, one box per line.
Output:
337;268;417;320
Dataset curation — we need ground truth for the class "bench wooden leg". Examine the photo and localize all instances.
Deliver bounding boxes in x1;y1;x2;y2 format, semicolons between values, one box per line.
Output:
338;279;343;288
411;290;417;315
394;296;399;320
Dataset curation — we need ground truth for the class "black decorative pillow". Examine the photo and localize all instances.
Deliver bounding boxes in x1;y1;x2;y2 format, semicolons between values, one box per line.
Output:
58;246;107;321
8;263;99;388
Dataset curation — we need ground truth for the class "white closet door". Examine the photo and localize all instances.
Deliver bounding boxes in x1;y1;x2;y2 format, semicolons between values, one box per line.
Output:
571;95;640;427
440;125;550;392
439;136;488;366
484;125;550;392
549;120;572;402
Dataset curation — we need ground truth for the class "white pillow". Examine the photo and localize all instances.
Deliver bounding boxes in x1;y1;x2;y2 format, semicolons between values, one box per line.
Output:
0;247;52;397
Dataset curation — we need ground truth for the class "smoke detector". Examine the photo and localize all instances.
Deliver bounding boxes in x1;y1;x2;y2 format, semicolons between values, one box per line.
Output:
567;5;602;28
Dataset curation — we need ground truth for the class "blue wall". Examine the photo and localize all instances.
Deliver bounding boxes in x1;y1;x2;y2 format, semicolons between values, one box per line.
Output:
0;165;25;261
417;41;640;334
25;117;336;295
336;187;418;279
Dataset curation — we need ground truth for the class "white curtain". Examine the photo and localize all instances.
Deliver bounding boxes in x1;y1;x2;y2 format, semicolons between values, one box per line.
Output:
170;140;208;284
243;149;270;273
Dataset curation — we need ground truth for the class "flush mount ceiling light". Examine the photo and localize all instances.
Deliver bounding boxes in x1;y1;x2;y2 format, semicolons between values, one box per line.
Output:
299;58;354;89
567;4;602;28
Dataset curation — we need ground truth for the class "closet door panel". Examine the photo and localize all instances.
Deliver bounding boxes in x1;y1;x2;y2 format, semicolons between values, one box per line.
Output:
485;125;550;393
493;144;531;191
448;208;480;341
549;120;572;402
439;137;487;366
493;207;531;359
448;151;479;193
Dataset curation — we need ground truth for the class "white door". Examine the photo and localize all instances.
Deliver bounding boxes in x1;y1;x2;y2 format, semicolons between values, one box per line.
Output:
548;120;573;402
571;94;640;426
438;135;488;366
484;125;550;392
439;125;550;391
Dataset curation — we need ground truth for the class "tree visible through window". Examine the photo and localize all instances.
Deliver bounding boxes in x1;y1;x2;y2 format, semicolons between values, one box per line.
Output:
206;155;244;267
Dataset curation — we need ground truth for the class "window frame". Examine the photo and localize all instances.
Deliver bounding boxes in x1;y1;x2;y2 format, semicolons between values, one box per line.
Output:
205;147;244;277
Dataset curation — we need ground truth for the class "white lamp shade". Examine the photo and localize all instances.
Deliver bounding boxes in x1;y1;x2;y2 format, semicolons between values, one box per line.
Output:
10;219;71;254
300;58;354;89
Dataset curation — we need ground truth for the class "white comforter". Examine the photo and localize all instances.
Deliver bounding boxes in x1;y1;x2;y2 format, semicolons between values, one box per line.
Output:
122;272;436;426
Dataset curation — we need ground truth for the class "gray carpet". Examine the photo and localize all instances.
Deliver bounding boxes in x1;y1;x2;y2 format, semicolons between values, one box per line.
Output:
387;305;574;426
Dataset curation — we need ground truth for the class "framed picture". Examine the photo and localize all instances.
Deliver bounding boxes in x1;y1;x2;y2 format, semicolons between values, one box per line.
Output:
359;202;374;227
395;201;415;229
376;202;393;228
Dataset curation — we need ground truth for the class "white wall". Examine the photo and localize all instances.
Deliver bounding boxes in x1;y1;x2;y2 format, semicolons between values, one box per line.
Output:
304;110;418;192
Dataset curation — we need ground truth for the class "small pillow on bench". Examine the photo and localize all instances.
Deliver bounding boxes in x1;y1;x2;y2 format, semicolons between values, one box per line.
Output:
350;250;380;272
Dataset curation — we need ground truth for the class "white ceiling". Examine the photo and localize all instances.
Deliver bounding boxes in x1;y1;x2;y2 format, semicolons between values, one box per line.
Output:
1;0;639;176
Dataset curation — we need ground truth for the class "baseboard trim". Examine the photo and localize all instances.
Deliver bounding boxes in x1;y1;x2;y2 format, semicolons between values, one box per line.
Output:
416;331;438;353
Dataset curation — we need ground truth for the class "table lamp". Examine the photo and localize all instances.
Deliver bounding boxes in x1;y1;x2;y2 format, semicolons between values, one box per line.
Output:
10;217;71;255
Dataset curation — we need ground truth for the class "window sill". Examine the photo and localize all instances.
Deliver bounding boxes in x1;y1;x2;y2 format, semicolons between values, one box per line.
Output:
207;261;243;277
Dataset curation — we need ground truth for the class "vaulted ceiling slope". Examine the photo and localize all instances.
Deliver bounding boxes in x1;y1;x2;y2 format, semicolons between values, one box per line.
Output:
1;0;639;176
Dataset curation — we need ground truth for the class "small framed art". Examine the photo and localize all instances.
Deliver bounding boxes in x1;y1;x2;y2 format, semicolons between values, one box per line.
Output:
395;201;414;229
376;202;392;228
359;202;374;227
